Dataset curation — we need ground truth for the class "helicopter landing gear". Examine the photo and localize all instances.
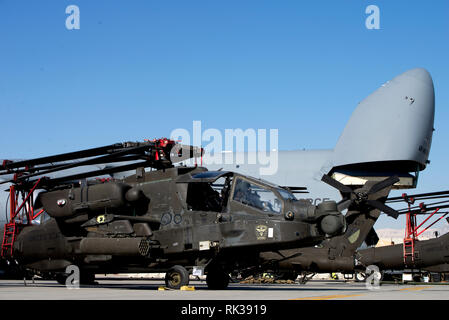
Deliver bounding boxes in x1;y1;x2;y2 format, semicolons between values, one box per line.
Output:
354;271;367;282
165;265;190;289
206;264;229;290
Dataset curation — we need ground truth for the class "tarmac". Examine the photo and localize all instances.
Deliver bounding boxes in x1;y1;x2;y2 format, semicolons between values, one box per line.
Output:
0;277;448;300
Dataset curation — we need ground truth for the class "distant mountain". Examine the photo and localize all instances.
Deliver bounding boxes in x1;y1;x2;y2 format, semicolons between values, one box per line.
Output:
376;225;449;241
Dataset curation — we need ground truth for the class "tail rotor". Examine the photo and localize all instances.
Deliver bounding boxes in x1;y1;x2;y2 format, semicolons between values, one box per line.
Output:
321;174;400;219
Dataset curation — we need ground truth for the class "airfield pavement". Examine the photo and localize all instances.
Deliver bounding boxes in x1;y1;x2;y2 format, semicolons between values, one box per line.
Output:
0;277;448;300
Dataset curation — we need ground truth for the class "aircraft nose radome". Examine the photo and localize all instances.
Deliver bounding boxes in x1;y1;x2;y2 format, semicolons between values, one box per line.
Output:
333;67;435;171
395;68;434;88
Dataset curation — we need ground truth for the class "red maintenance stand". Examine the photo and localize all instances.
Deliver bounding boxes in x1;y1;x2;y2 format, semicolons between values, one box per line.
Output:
401;193;447;266
1;175;44;258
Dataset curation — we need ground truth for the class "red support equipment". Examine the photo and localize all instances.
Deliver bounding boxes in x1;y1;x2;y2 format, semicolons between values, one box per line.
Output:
1;222;17;257
416;210;447;237
9;178;42;222
1;178;42;258
401;192;444;267
403;193;417;266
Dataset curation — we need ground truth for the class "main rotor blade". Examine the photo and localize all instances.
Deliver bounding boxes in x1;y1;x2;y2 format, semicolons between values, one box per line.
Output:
1;143;123;170
396;203;449;215
36;161;152;189
387;190;449;202
367;176;400;195
321;174;353;194
2;145;150;184
366;199;399;219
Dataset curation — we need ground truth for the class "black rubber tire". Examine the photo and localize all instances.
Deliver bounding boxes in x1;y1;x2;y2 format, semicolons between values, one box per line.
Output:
354;272;367;282
206;265;230;290
165;265;190;289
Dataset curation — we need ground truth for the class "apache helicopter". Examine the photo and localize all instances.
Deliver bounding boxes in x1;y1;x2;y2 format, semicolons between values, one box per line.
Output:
356;232;449;282
356;190;449;282
251;174;401;282
0;138;346;289
255;183;449;284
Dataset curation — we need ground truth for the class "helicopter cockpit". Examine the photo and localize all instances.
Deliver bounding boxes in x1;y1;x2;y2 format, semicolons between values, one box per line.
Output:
177;171;295;216
232;178;283;214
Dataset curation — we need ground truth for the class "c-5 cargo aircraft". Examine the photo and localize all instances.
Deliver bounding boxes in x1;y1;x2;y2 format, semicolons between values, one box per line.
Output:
205;68;435;204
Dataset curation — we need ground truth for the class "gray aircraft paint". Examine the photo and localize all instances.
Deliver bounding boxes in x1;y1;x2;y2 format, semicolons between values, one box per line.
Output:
333;68;434;168
0;68;435;226
206;150;337;203
206;68;435;202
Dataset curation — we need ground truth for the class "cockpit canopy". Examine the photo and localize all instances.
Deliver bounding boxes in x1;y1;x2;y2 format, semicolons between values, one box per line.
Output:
176;171;297;215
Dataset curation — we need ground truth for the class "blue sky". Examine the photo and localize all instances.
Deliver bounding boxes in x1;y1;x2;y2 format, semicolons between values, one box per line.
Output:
0;1;448;229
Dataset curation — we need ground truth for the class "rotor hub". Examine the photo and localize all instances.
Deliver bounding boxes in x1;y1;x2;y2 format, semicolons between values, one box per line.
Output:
355;192;368;204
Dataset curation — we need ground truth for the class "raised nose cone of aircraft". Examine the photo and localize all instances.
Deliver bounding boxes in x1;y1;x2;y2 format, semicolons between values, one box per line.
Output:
399;68;433;87
332;68;435;173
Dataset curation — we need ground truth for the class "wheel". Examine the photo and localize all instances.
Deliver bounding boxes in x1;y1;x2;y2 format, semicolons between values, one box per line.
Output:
165;265;190;289
206;264;230;290
355;272;367;282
